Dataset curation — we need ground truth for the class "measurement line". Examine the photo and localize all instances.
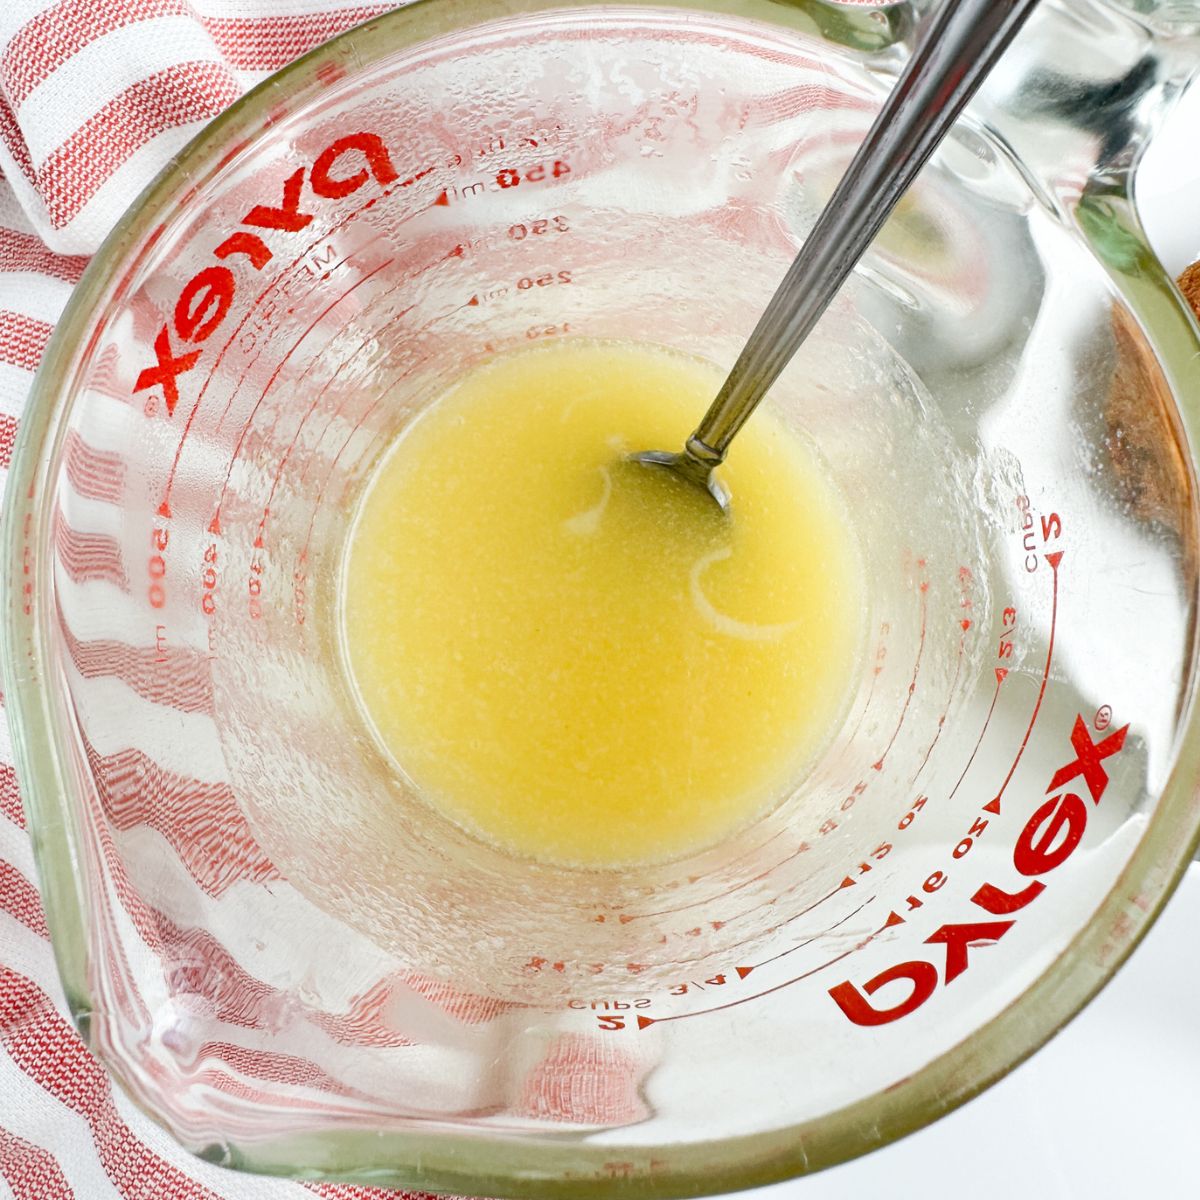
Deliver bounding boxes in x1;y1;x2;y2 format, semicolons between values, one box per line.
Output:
158;174;428;513
947;665;1006;803
234;335;344;521
255;304;416;546
295;374;403;562
625;869;854;930
159;347;261;518
292;284;492;562
621;839;815;922
844;624;888;746
772;875;860;932
252;344;367;533
873;574;929;772
668;819;798;901
639;910;861;977
295;354;388;490
218;241;449;443
639;910;895;1028
760;865;859;934
211;253;356;438
160;263;341;517
750;899;871;971
159;165;442;514
690;871;860;943
910;623;967;788
989;551;1062;812
208;258;393;531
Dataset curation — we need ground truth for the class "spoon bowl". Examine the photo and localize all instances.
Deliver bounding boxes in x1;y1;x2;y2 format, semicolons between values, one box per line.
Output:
630;438;731;511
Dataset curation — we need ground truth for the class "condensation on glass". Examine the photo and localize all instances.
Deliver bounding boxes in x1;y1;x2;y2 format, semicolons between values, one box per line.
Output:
5;0;1200;1195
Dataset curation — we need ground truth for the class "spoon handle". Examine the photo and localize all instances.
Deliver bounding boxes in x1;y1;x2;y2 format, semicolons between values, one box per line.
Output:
688;0;1043;462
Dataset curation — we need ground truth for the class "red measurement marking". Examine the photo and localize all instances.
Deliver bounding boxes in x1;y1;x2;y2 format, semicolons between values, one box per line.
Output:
638;910;897;1029
255;303;416;546
759;874;858;939
644;946;762;974
947;666;1007;804
620;869;854;942
208;258;394;532
682;816;818;904
749;899;871;972
162;249;357;517
157;168;430;514
873;576;928;772
295;356;411;563
292;283;494;561
988;551;1063;814
213;254;364;437
225;236;457;449
619;840;819;923
597;826;795;925
910;622;967;787
599;865;851;961
844;630;887;745
213;236;433;442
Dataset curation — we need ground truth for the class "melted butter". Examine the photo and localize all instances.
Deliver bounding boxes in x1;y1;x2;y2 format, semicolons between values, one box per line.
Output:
343;340;865;866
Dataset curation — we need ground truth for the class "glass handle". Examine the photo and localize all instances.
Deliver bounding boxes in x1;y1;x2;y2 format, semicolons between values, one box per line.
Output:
967;0;1200;207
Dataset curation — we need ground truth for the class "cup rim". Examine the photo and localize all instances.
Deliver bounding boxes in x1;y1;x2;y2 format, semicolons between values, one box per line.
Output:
5;1;1200;1195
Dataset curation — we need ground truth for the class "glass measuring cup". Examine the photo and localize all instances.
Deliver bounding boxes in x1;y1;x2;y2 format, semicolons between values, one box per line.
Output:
5;0;1200;1193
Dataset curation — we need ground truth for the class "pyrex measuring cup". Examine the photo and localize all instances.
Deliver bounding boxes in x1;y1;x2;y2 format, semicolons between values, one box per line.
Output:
5;0;1200;1194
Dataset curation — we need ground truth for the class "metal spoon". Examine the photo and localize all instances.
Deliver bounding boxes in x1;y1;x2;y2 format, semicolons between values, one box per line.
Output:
633;0;1043;509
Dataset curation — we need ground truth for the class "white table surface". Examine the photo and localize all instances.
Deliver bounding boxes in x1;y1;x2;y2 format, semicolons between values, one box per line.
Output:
734;78;1200;1200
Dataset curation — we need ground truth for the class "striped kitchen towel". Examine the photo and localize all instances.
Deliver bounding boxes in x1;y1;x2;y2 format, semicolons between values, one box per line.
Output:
0;1;1195;1198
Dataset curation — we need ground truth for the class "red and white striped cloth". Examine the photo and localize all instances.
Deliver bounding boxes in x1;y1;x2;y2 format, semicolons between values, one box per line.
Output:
9;2;1194;1198
0;5;486;1196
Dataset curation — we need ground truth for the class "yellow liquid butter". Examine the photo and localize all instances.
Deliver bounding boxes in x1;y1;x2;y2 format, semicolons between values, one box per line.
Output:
343;340;864;866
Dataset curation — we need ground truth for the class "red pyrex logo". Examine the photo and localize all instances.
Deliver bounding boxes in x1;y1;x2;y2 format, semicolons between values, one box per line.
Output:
133;132;405;416
829;713;1129;1025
